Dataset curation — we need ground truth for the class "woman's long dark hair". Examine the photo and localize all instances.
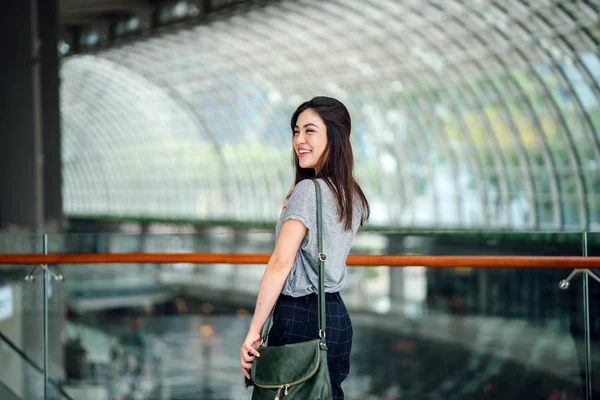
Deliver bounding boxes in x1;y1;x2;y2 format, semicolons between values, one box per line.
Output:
290;96;370;230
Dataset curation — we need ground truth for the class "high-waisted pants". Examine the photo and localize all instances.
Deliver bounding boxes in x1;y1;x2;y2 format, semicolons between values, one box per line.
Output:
267;292;353;400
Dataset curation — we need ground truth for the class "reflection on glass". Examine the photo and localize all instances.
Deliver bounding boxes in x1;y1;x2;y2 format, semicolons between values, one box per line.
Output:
13;231;588;398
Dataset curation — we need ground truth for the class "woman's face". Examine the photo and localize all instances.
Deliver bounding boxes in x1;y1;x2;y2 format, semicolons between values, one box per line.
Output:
293;109;328;172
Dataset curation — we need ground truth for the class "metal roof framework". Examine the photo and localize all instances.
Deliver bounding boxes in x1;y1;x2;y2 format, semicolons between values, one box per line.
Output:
60;0;600;230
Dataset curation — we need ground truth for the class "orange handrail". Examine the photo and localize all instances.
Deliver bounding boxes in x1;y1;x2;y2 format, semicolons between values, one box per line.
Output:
0;253;598;268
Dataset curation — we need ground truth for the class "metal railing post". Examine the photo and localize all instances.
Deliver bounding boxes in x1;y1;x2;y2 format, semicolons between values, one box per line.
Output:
582;231;592;400
43;233;48;400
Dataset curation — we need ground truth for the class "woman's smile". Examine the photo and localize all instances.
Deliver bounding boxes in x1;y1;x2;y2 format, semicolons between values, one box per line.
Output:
297;148;312;158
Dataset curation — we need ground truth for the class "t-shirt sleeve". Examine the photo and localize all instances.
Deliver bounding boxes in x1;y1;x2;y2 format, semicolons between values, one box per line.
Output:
281;179;316;231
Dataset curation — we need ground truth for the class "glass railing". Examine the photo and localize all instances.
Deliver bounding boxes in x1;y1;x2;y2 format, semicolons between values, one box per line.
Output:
585;232;600;399
0;230;598;399
0;261;73;400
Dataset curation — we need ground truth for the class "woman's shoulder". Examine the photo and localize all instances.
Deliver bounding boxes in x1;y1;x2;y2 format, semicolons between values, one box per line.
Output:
285;180;317;210
297;178;319;188
290;179;318;196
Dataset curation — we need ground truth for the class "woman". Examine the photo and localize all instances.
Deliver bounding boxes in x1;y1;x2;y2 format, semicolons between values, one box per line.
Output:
240;96;369;399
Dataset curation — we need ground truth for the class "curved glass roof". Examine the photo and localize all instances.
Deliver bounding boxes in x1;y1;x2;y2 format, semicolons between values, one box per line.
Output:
60;0;600;230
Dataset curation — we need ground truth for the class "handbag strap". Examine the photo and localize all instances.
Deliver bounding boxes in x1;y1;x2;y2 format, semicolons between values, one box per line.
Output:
312;179;327;345
260;179;327;345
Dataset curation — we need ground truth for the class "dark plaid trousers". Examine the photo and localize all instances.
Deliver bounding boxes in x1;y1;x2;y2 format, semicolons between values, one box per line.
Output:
267;292;353;400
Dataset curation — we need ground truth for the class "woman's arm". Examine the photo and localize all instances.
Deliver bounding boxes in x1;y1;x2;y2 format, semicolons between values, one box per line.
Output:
240;218;308;378
249;219;307;333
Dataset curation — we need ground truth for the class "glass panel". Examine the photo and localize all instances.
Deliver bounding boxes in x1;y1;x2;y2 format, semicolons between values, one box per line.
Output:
581;53;600;91
585;232;600;398
0;263;39;400
41;230;595;398
367;231;589;398
49;230;278;399
0;270;69;399
0;344;45;400
0;235;42;254
0;236;62;400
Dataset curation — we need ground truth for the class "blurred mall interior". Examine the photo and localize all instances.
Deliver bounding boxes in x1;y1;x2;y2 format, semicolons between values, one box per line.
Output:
0;0;599;399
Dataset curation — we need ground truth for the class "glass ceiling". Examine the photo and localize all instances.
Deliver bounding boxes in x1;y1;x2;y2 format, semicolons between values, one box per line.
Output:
60;0;600;230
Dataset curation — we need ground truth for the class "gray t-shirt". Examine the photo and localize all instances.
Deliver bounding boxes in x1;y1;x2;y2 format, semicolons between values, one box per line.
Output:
276;178;364;297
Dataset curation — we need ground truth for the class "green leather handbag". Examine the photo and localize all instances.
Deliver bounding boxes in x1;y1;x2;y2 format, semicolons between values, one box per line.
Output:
249;179;332;400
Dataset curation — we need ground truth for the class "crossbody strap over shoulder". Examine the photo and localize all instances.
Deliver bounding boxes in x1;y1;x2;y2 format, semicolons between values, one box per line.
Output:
313;179;327;346
261;179;327;347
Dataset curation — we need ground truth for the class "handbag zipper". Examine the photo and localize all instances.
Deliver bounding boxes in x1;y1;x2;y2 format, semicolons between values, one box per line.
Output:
253;346;321;391
274;384;291;399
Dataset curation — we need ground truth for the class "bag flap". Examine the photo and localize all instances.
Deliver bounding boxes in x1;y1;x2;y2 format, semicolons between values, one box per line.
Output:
251;339;321;387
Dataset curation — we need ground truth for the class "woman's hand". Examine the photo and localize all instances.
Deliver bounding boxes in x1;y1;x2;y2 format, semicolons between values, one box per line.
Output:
240;329;262;379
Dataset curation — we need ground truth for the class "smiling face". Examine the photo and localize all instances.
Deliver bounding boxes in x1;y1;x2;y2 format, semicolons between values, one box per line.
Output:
293;109;328;172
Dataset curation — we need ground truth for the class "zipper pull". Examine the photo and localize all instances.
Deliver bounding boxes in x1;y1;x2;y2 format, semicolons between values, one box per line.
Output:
274;386;283;400
284;384;290;396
